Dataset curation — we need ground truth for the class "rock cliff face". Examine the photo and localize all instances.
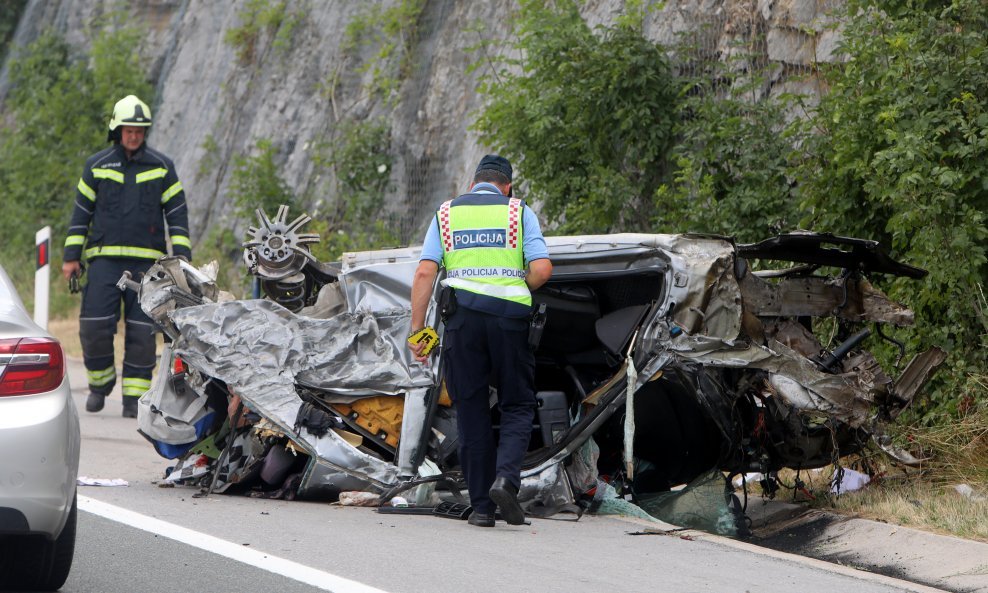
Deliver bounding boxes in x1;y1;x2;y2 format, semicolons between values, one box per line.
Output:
3;0;841;246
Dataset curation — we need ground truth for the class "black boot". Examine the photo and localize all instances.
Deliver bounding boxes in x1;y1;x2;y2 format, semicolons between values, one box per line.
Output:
467;511;495;527
489;477;525;525
85;391;105;413
122;397;138;418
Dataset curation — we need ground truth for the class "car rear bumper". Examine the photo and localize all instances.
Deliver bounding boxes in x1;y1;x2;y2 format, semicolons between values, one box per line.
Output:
0;376;80;538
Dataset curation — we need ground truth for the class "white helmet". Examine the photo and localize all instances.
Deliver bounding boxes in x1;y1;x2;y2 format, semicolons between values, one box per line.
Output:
108;95;152;131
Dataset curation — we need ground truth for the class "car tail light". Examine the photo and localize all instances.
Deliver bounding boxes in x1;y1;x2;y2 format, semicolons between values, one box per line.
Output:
0;337;65;396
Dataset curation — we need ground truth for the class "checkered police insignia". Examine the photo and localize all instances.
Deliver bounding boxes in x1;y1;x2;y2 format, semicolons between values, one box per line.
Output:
438;200;453;252
507;198;521;249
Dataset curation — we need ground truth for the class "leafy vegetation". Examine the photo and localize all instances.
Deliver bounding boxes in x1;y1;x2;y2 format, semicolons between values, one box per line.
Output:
308;117;399;261
795;0;988;422
229;138;298;221
473;0;986;431
343;0;426;103
211;127;398;293
197;133;220;178
224;0;304;65
474;1;803;240
474;0;678;233
318;118;391;220
0;0;27;63
0;25;153;317
196;138;299;296
654;47;804;241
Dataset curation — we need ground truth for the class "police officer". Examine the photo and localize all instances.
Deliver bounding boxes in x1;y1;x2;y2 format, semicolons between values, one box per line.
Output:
408;155;552;527
61;95;191;418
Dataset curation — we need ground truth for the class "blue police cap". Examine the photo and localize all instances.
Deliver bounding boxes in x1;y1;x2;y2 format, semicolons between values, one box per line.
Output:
475;154;512;181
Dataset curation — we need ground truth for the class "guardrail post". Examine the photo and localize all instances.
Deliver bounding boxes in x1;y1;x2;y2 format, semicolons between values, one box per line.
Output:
34;226;51;330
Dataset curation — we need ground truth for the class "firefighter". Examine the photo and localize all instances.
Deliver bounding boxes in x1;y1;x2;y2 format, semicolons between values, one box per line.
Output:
408;155;552;527
61;95;191;418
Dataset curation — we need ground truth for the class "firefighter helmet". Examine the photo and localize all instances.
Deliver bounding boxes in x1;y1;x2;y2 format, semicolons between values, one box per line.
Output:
108;95;152;131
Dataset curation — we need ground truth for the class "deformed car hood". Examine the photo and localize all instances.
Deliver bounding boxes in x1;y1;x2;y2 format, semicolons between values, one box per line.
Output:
171;299;432;399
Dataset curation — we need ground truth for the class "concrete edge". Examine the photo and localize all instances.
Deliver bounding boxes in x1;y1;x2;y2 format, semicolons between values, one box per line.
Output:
689;528;952;593
610;513;953;593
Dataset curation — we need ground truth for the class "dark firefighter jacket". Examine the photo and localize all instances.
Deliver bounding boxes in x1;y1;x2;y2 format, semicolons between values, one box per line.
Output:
63;143;191;263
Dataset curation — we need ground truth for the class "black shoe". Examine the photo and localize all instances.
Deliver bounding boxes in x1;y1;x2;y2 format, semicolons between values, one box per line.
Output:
85;391;105;413
467;511;495;527
122;397;138;418
489;477;525;525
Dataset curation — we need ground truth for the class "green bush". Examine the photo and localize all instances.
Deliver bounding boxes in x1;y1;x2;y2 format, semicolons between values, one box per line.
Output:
0;0;27;63
307;117;398;262
654;44;805;241
322;118;391;217
229;138;297;221
215;138;299;293
474;0;986;425
796;0;988;421
222;130;399;286
473;0;678;233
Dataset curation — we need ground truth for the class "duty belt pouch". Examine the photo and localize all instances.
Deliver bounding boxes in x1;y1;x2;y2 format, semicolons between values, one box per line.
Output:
528;302;547;350
438;286;457;321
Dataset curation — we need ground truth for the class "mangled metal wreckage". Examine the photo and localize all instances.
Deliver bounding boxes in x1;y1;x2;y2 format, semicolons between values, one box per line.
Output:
132;208;943;527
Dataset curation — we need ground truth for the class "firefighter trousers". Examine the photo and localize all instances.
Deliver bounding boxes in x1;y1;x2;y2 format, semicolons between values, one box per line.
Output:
79;257;156;399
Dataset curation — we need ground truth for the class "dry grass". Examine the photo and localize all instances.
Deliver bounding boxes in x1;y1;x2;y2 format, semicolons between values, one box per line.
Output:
908;403;988;487
819;477;988;542
47;316;159;361
47;317;87;359
752;404;988;543
743;466;988;542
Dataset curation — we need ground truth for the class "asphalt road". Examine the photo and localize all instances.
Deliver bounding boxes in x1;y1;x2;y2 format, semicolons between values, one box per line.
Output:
64;511;325;593
65;357;945;593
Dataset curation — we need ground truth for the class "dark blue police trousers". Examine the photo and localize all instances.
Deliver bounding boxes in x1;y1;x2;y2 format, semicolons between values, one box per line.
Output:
442;306;536;515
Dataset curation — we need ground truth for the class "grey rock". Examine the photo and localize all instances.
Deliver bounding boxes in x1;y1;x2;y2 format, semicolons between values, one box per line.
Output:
3;0;845;245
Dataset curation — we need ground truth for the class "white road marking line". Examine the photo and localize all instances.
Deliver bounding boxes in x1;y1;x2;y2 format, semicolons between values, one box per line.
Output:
79;496;389;593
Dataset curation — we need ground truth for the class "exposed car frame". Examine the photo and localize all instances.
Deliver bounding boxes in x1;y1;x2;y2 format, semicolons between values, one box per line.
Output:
130;210;943;523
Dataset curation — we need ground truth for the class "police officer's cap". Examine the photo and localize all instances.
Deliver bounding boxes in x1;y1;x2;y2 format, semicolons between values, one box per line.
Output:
475;154;512;182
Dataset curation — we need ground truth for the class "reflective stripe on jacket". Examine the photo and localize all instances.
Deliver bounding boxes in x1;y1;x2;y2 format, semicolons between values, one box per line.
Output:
63;143;191;262
438;192;530;316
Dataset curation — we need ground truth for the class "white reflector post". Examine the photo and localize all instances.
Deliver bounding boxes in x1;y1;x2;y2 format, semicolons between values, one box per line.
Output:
34;226;51;330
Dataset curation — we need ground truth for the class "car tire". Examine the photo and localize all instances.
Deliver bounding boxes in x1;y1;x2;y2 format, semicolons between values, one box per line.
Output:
3;492;77;591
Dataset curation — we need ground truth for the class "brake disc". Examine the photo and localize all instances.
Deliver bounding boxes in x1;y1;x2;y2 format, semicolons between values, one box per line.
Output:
242;205;320;280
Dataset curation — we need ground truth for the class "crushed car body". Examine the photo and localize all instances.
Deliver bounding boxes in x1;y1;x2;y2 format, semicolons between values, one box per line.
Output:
131;207;944;528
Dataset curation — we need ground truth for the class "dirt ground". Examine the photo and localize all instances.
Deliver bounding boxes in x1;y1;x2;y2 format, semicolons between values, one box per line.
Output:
48;316;162;361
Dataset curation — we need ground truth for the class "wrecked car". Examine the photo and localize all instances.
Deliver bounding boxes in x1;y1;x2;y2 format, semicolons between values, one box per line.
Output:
128;206;944;528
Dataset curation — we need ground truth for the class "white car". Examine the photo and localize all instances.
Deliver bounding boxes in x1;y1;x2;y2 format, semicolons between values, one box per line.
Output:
0;264;80;591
